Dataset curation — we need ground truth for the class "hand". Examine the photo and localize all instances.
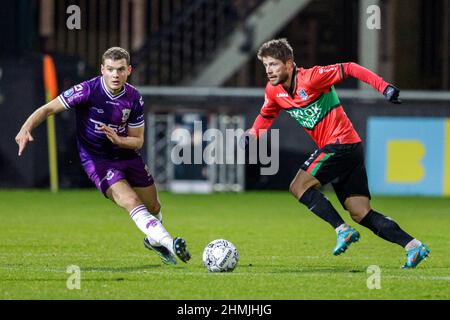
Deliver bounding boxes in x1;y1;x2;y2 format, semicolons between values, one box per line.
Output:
15;128;34;156
239;130;254;150
383;84;402;104
100;124;122;145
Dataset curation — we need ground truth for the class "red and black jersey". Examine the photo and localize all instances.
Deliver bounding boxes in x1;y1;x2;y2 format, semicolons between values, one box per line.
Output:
250;62;390;148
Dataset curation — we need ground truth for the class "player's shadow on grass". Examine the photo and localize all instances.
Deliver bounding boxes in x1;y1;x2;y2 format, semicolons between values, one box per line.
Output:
238;264;365;274
81;264;162;273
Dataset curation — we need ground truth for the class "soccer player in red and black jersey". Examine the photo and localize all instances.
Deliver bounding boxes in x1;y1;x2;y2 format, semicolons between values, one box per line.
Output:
242;38;429;268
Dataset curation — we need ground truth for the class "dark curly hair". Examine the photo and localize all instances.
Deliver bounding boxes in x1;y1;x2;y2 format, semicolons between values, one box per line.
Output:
257;38;294;63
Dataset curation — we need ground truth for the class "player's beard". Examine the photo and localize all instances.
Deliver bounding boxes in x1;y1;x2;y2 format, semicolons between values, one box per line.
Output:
270;72;289;86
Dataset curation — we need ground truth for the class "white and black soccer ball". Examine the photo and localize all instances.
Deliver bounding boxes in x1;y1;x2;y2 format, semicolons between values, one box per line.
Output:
202;239;239;272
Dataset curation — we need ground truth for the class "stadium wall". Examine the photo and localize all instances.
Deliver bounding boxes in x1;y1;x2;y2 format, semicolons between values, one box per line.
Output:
138;87;450;195
0;55;94;189
3;78;450;196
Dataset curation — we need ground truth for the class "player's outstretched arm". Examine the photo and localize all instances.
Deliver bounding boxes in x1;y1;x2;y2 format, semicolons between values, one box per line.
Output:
239;114;274;150
15;98;66;156
341;62;401;104
240;89;280;150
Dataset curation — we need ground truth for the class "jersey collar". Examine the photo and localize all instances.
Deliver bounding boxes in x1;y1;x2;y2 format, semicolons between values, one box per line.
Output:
287;64;298;96
100;76;126;100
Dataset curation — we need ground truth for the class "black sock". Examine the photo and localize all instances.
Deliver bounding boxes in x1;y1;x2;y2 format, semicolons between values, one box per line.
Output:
359;210;413;247
299;188;345;229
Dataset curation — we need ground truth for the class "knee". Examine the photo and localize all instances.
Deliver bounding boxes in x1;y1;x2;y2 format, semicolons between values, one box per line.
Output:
288;180;297;197
147;201;161;215
350;212;363;223
289;175;308;198
350;209;370;223
344;197;371;223
117;194;142;211
289;181;304;199
289;180;317;200
290;171;320;200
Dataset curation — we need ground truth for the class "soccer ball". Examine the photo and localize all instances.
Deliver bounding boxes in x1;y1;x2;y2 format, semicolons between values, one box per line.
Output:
202;239;239;272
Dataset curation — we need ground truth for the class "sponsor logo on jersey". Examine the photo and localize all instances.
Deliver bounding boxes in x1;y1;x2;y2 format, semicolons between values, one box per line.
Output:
286;103;321;129
90;118;126;134
297;89;309;100
139;96;144;106
276;93;289;98
92;107;104;114
286;86;341;129
121;108;131;122
318;66;337;74
63;88;74;98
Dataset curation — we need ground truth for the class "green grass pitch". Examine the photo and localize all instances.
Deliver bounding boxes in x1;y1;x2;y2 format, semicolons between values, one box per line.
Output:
0;190;449;300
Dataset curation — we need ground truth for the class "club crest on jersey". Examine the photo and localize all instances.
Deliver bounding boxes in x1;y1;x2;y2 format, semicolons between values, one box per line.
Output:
63;88;74;98
297;89;309;101
121;108;131;122
106;170;115;181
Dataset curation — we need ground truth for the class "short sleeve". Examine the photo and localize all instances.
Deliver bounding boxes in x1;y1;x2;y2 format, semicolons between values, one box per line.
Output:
58;81;90;109
128;94;145;128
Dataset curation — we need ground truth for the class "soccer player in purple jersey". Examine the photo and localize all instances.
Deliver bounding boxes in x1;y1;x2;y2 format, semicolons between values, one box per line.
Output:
15;47;191;265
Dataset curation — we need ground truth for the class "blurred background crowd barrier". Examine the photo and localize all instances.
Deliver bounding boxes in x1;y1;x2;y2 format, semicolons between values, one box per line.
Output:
1;0;449;196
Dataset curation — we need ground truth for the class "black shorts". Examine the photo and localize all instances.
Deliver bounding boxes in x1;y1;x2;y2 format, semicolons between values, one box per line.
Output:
300;142;371;210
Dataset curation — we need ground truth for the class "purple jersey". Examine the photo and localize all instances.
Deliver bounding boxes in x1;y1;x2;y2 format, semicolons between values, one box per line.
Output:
58;76;145;162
